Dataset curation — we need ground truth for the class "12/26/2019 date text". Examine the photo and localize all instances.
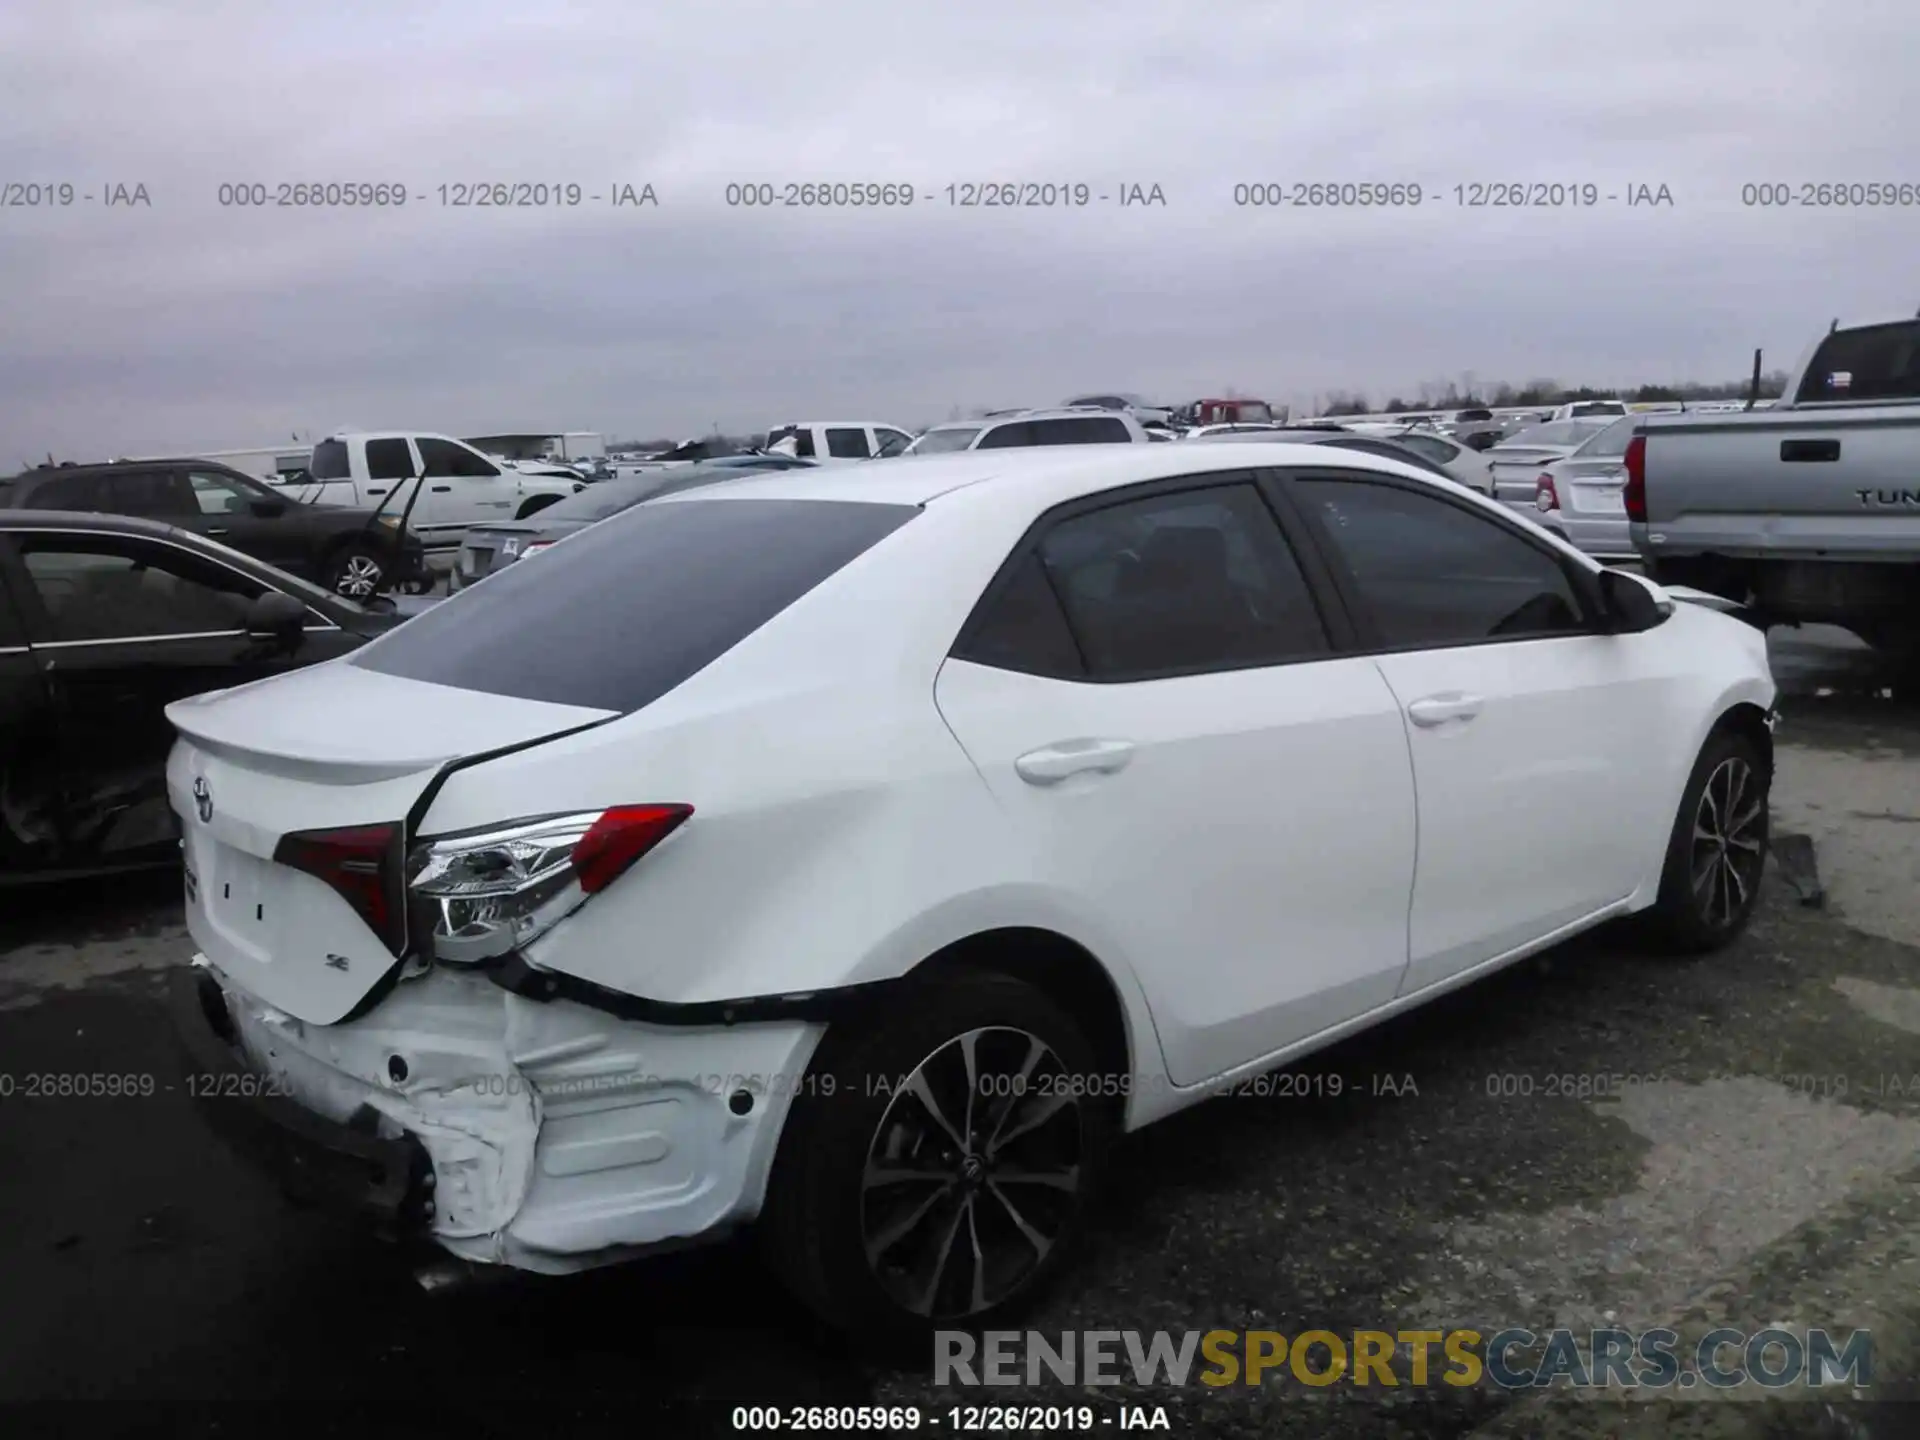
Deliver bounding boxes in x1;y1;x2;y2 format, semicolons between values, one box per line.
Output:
1230;181;1675;207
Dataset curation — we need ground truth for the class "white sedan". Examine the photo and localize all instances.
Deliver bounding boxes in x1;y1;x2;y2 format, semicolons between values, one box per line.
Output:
164;443;1775;1341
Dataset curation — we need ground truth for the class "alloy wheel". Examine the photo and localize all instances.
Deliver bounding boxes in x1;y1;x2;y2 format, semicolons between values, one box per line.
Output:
334;554;384;598
1690;756;1765;930
860;1026;1085;1319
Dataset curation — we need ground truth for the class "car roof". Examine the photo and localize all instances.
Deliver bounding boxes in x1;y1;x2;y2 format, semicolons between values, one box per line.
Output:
650;439;1454;512
4;458;243;482
0;507;223;539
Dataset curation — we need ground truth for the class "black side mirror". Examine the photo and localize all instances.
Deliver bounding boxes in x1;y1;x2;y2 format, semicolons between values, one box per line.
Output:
244;590;308;645
1599;568;1667;633
250;497;287;518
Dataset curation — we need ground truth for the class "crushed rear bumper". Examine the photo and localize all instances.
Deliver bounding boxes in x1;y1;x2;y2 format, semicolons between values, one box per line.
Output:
169;964;434;1237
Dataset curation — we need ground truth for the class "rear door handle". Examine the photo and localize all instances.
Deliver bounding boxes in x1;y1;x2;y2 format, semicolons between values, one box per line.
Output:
1014;738;1136;785
205;527;228;536
1780;438;1840;462
1405;692;1484;727
366;487;387;496
430;484;452;493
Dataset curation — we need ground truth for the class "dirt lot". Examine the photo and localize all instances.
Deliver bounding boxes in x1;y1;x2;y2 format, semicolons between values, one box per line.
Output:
2;626;1917;1438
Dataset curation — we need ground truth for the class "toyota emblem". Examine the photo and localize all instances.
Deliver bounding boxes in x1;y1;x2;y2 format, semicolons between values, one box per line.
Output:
192;777;213;823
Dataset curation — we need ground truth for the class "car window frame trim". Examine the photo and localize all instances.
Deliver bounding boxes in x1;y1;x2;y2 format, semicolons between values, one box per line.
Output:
0;524;342;647
947;467;1356;685
1257;465;1612;657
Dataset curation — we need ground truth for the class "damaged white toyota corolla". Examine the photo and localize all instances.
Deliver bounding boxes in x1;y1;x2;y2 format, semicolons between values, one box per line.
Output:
167;444;1776;1339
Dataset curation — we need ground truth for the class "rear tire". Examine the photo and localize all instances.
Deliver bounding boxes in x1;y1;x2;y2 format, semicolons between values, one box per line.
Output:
759;968;1114;1351
1641;728;1770;954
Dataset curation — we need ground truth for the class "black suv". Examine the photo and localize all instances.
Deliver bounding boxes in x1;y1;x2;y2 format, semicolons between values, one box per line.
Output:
0;460;427;599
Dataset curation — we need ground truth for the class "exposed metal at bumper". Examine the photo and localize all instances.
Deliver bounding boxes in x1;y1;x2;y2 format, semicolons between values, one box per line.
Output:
169;966;432;1235
175;957;822;1271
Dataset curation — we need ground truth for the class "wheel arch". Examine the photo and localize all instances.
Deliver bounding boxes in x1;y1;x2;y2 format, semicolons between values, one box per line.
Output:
515;494;562;520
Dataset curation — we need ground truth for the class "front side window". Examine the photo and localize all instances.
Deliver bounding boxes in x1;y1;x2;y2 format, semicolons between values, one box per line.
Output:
365;439;417;481
1032;482;1330;678
188;470;261;515
1294;477;1587;648
18;535;268;641
309;440;351;480
825;427;871;459
874;429;912;457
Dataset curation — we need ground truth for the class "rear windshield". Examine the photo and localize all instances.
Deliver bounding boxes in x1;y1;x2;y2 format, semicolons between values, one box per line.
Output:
350;497;918;711
1796;321;1920;403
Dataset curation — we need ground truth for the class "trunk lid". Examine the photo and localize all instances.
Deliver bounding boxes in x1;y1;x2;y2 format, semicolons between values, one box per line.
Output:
166;661;616;1024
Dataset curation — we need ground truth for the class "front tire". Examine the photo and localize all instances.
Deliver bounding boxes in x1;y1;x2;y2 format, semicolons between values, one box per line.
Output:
323;544;387;599
1642;728;1770;953
760;969;1113;1348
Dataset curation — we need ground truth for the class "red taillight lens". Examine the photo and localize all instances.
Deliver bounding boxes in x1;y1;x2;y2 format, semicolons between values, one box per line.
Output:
274;822;405;954
571;804;692;894
1623;434;1646;521
1535;474;1559;511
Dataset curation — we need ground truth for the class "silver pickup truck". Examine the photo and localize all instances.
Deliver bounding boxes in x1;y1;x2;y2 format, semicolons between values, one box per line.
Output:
1629;312;1920;661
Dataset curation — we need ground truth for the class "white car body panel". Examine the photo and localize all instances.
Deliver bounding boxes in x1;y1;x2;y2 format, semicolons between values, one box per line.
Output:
167;440;1777;1272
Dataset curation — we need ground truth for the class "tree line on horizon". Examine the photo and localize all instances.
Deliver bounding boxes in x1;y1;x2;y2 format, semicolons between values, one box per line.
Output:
1316;370;1792;416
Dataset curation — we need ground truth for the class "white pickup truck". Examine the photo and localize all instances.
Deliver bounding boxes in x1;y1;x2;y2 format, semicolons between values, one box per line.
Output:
277;432;584;562
762;421;916;461
1630;313;1920;663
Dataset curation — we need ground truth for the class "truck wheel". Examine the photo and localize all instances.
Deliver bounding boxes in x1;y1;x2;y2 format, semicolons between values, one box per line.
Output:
515;496;560;520
1640;727;1770;955
759;969;1114;1350
323;545;387;599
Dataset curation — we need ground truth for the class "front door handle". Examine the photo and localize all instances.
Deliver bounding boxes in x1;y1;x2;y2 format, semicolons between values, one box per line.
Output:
430;484;452;493
1405;692;1484;727
205;527;229;536
1014;738;1135;785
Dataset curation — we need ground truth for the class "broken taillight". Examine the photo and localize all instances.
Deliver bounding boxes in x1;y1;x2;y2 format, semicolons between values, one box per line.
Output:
274;823;407;955
405;805;692;963
1535;474;1559;511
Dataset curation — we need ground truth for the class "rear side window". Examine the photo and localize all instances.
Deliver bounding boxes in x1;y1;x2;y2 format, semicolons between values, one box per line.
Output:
1022;482;1330;679
951;551;1085;677
1032;417;1132;445
1796;321;1920;403
351;498;918;711
365;439;416;481
310;440;350;479
825;427;870;458
24;472;102;509
977;422;1034;449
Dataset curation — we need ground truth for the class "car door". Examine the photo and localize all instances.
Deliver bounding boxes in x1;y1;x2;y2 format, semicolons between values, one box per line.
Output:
1277;469;1670;993
934;475;1418;1086
0;546;59;877
412;437;516;552
8;529;326;869
181;468;308;571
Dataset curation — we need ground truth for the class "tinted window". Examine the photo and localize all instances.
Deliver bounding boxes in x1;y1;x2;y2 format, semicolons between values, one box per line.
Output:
952;551;1084;677
977;422;1035;449
1295;479;1587;647
19;534;267;641
365;439;416;481
1796;321;1920;403
1036;482;1328;678
875;429;912;457
1575;417;1635;459
351;498;917;711
1031;417;1132;445
418;438;501;477
310;440;351;480
1567;402;1626;417
24;472;102;510
790;430;816;458
825;427;871;459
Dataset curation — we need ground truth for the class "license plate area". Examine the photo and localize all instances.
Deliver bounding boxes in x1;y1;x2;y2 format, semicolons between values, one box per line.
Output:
205;841;278;954
1574;489;1626;515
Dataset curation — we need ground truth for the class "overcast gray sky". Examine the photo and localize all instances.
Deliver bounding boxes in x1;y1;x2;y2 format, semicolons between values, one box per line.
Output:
1;0;1912;460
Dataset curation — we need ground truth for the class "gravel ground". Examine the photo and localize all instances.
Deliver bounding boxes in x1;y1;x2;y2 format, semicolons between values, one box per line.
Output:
2;627;1917;1438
